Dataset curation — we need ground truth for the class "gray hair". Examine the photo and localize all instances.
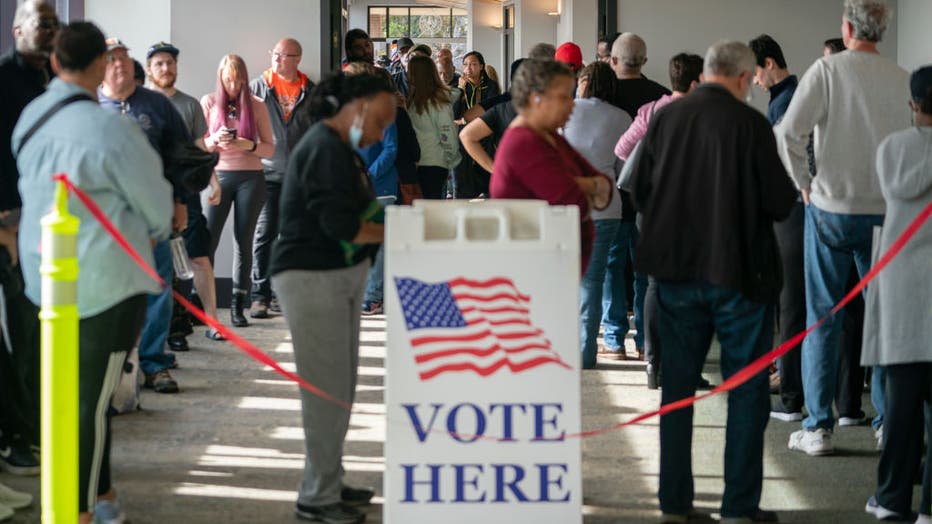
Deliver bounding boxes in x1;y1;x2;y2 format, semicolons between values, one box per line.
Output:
703;40;756;78
610;32;647;68
844;0;891;42
510;59;573;109
528;43;556;61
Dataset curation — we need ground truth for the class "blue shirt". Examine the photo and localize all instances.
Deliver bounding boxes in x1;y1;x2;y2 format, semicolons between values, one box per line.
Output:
357;122;399;197
767;74;798;126
13;79;173;317
98;85;192;200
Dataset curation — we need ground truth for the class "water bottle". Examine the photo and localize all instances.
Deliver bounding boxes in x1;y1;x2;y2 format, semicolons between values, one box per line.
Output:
169;234;194;280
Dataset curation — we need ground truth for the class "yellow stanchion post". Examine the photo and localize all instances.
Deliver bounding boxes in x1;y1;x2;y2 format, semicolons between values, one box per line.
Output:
39;178;80;523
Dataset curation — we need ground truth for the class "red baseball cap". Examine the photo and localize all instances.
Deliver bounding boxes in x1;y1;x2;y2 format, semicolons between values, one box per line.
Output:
555;42;583;71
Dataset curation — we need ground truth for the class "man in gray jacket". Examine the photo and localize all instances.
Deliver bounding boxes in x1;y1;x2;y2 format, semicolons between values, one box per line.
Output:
775;0;910;457
249;37;314;318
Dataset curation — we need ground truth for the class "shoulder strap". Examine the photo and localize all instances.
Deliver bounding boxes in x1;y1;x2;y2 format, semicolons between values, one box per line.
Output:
15;93;94;157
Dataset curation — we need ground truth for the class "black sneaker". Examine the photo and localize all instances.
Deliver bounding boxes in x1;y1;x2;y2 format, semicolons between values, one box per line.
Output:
341;485;375;507
0;434;40;476
295;502;365;524
167;335;189;352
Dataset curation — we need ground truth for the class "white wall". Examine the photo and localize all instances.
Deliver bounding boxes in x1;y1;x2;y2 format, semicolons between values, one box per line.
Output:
556;0;597;62
84;0;171;66
515;0;558;58
469;0;504;78
616;0;899;113
897;0;932;72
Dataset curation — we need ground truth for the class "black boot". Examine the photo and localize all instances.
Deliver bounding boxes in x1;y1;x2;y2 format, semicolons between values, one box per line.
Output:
646;363;660;390
231;293;248;327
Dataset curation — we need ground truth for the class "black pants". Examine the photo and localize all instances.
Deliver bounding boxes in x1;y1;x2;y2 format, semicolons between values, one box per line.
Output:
205;170;267;295
251;179;282;304
875;363;932;516
643;277;661;367
0;259;40;445
453;157;490;199
79;294;146;512
835;270;866;418
417;166;449;200
774;201;805;411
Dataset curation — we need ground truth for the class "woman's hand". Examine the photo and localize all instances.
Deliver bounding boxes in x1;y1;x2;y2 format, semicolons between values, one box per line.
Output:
230;137;257;152
207;128;234;149
575;176;612;211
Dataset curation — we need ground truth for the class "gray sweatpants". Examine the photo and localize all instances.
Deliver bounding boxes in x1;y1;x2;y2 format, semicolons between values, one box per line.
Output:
272;261;369;506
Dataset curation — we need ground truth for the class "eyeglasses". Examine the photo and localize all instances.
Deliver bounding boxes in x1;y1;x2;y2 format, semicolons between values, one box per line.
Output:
269;51;301;59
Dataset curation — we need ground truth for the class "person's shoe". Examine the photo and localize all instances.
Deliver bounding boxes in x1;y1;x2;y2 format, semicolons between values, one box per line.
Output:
769;400;803;422
295;502;365;523
0;482;32;509
144;370;179;394
269;297;281;313
864;495;906;521
720;509;779;523
788;428;833;456
341;485;375;507
915;514;931;524
167;335;189;352
249;301;269;319
838;413;869;426
361;301;383;316
646;364;660;390
0;435;40;476
696;376;715;390
659;509;715;523
93;498;126;524
205;328;225;341
230;293;249;327
0;502;13;522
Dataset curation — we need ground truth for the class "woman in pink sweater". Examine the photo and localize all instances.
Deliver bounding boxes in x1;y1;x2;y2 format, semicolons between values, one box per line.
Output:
201;54;274;327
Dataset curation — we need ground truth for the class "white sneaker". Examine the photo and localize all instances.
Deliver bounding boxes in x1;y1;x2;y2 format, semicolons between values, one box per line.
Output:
788;428;834;456
0;482;31;509
838;415;869;426
865;495;905;520
770;410;803;422
915;514;931;524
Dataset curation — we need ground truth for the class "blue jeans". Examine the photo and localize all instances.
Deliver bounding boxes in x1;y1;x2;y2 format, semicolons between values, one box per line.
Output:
601;221;647;350
579;219;621;368
363;197;395;303
656;281;772;518
801;204;883;431
138;240;176;375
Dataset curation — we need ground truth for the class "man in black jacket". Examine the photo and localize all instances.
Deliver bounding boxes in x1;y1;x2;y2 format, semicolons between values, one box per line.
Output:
0;0;58;474
249;38;315;318
629;40;797;524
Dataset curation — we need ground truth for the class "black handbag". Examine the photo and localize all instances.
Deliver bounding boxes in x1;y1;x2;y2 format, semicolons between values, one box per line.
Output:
162;139;219;193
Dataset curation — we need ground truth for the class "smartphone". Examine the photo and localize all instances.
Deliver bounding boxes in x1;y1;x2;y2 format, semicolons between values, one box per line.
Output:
224;127;238;139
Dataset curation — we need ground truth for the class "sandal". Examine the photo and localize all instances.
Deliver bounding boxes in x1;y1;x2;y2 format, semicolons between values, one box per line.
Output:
205;328;226;341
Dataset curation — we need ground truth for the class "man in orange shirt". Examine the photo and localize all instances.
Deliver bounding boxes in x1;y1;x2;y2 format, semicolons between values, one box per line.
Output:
249;38;315;318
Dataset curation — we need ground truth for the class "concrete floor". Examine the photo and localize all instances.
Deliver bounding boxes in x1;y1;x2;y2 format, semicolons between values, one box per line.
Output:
2;310;921;523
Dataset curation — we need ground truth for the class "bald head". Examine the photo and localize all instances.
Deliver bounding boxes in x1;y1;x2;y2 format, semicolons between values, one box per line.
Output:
13;0;58;56
271;37;302;80
610;32;647;78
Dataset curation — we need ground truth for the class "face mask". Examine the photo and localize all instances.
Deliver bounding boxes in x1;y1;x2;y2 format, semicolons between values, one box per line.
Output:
349;102;368;149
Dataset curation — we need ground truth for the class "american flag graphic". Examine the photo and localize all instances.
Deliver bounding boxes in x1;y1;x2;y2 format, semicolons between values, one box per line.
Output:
394;276;571;381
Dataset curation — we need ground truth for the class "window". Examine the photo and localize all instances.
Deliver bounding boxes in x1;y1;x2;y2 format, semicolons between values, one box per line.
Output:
368;6;468;66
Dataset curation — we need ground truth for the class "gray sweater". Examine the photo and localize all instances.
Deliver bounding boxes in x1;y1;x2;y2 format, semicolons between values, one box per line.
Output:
775;50;910;215
860;126;932;367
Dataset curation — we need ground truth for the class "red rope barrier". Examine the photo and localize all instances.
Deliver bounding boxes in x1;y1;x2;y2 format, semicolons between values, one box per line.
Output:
53;173;932;438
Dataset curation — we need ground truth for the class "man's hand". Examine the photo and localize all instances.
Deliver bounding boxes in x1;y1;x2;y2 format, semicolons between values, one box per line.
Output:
173;202;188;232
0;226;18;266
207;173;222;206
801;188;811;206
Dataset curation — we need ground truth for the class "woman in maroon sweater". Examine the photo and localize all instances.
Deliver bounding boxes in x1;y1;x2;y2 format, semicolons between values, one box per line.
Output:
491;59;612;272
